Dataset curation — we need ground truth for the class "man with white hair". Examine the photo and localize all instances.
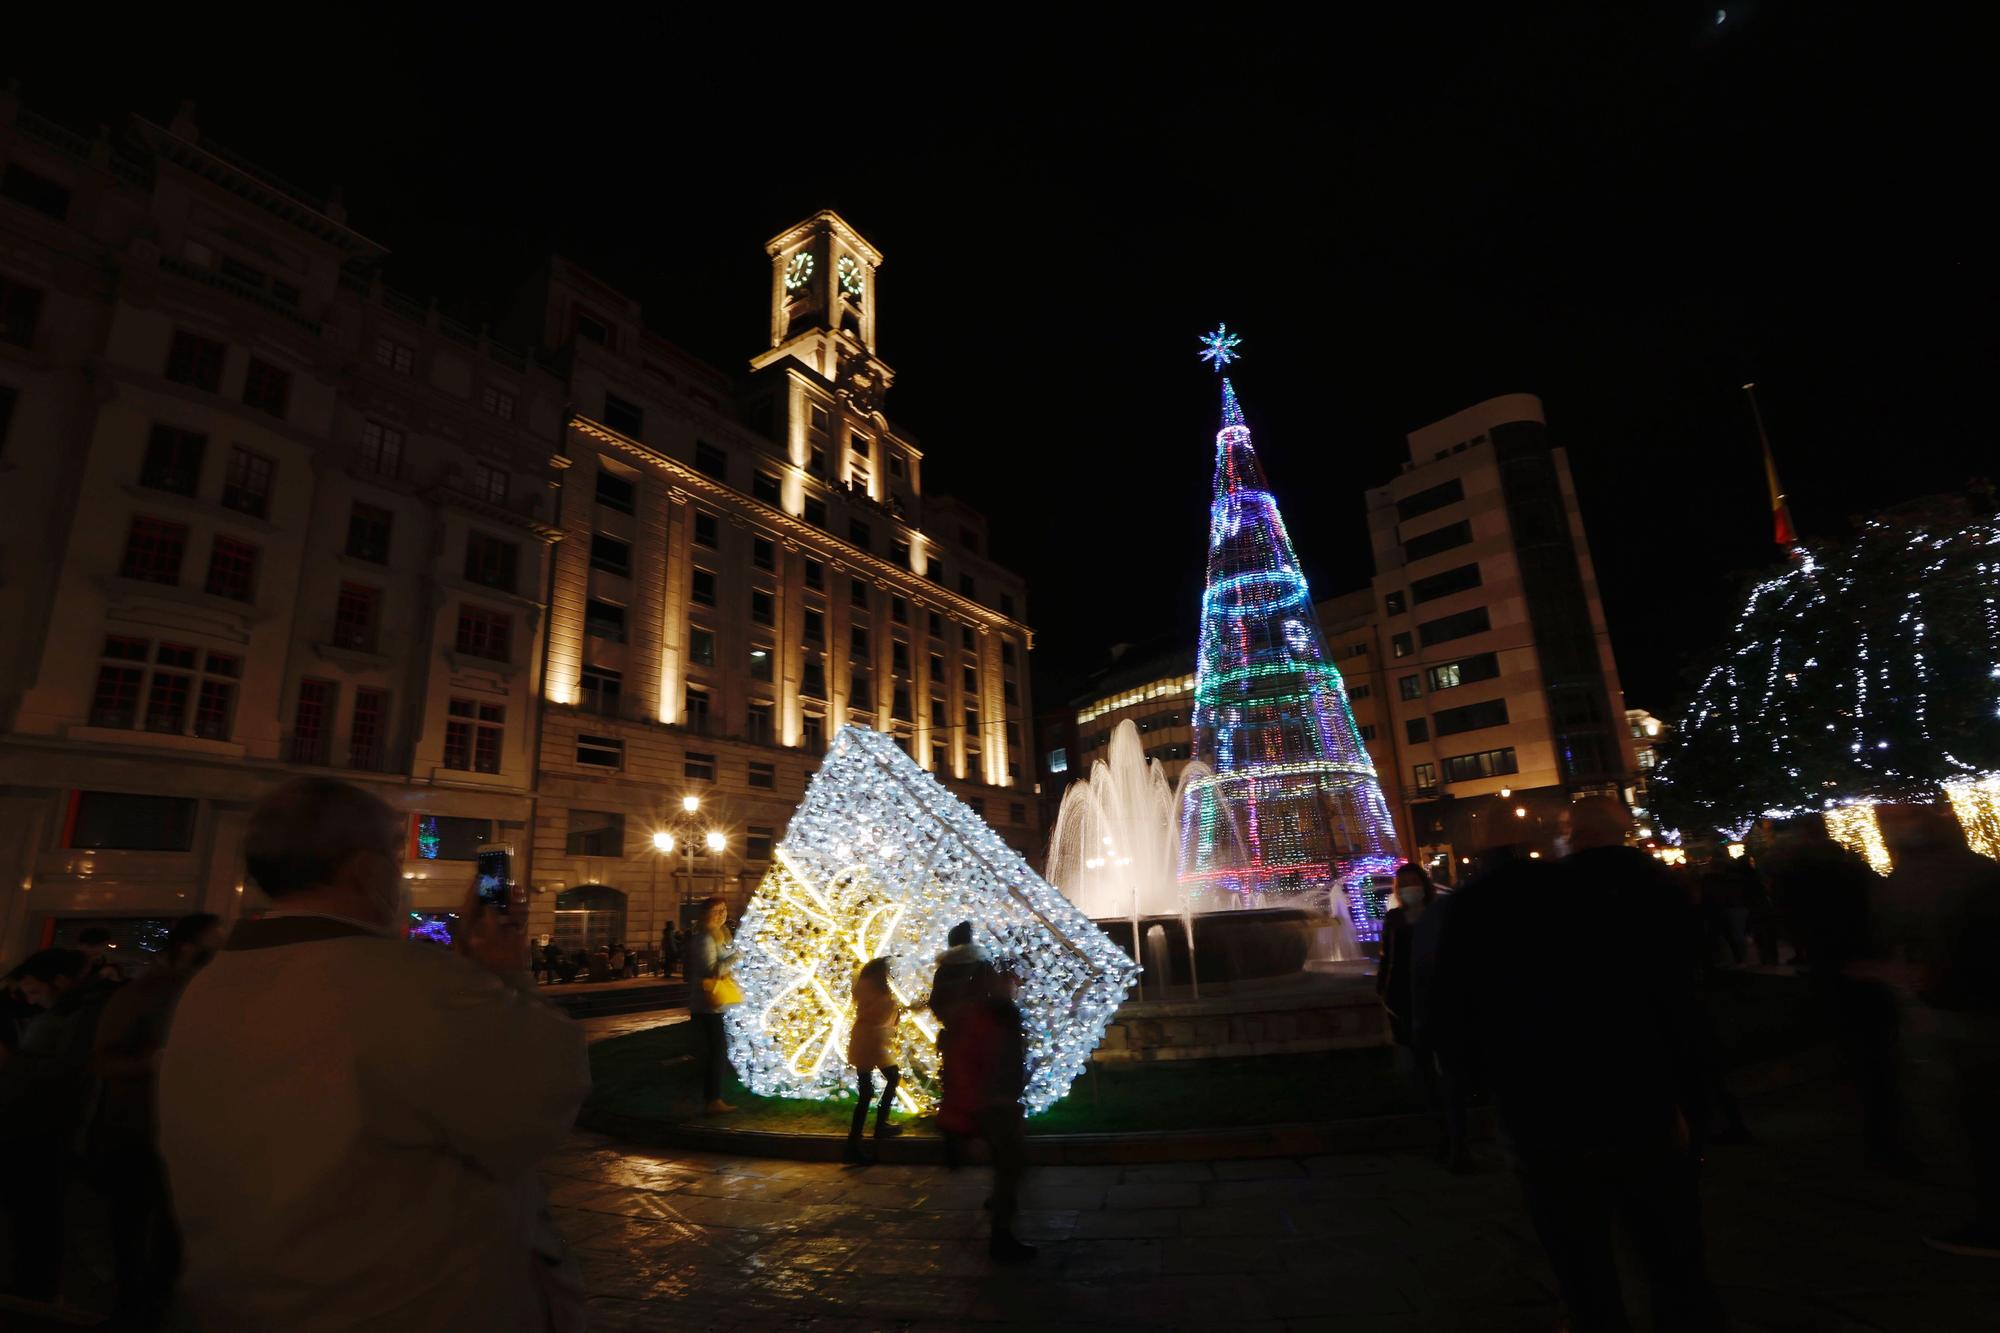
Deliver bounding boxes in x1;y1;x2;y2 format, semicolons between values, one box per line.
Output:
159;778;590;1330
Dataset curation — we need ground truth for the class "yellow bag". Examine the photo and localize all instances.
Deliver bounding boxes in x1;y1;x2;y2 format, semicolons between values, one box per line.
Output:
702;974;744;1007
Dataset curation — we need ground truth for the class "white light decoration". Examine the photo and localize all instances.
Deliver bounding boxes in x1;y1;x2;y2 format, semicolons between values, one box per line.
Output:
1824;803;1893;876
1943;772;2000;862
724;726;1139;1115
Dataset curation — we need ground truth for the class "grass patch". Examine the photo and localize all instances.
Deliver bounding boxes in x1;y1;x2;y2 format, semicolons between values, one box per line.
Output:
584;1021;1420;1137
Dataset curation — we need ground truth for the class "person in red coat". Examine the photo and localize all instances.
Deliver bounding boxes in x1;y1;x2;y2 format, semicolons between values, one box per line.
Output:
938;960;1033;1263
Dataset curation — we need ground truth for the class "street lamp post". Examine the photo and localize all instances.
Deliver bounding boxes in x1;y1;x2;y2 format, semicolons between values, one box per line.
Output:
651;794;731;933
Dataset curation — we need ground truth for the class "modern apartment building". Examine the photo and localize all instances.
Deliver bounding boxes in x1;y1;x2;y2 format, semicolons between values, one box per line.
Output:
1364;394;1636;869
0;99;564;962
0;94;1040;962
525;212;1039;953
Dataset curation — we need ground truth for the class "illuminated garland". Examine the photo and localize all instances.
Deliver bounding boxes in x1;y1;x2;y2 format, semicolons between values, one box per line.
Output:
1823;804;1893;876
1175;375;1402;936
1655;499;2000;858
725;726;1139;1115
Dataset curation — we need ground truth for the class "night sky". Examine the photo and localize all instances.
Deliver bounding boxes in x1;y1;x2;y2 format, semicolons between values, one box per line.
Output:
19;6;1983;717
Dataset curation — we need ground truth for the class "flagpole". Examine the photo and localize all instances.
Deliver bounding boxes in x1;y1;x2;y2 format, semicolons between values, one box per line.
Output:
1744;381;1801;556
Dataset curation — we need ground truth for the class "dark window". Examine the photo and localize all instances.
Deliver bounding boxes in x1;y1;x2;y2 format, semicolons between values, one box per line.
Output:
688;627;714;666
144;648;193;735
0;278;42;349
241;358;290;418
693;510;718;548
809;446;826;476
750;646;774;681
575;734;623;769
961;626;975;651
803;609;824;643
1000;593;1016;618
891;537;910;566
849;518;871;549
1391;632;1413;658
750;590;774;626
1003;680;1019;704
851;668;871;703
193;656;239;740
1434;697;1510;737
589;533;631;576
1427;652;1501;692
802;662;826;698
959;574;976;598
576;314;608;345
221;446;273;518
454;605;512;660
893;687;912;720
929;653;945;683
1403;519;1472;563
928;612;943;638
2;163;71;220
1405;718;1429;743
745;826;775;860
685;685;711;733
891;640;910;671
930;697;946;726
746;701;773;743
219;256;265;289
1001;641;1017;668
290;678;337;764
748;761;776;790
580;666;622;715
891;596;908;625
483;385;514;423
119;516;187;585
1548;682;1605;726
1417;606;1491;648
584;599;625;643
1384;590;1407;616
803;497;827;528
963;665;977;692
415;815;493;861
1358;725;1377;742
69;792;195;851
165;330;225;391
804;558;824;590
1349;683;1372;700
470;463;508;505
0;384;16;456
333;582;382;651
603;392;643;437
1396;477;1465;522
346;503;393;564
1440;746;1519;785
967;797;985;817
1411;562;1483;604
444;700;505;773
349;689;388;770
595;469;636;513
850;579;869;609
932;743;948;771
690;568;716;607
464;533;519;592
753;537;775;571
753;471;780;504
359;421;403;477
140;425;206;495
566;810;626;857
373;337;414;375
964;707;979;734
849;431;869;455
684;751;715;780
693;440;727;480
889;453;907;478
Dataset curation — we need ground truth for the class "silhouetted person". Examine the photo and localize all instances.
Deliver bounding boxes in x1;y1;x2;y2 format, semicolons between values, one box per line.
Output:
1377;861;1466;1170
158;778;590;1330
1432;799;1724;1331
1885;821;2000;1257
844;957;906;1165
75;925;130;982
90;911;222;1328
1767;815;1908;1167
661;923;680;978
927;921;988;1168
940;961;1034;1263
0;947;121;1303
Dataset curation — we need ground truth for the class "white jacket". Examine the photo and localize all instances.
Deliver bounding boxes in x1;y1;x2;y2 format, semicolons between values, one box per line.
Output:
158;916;591;1331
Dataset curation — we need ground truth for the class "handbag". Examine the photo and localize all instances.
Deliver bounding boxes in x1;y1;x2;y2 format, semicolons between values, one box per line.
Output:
702;973;744;1007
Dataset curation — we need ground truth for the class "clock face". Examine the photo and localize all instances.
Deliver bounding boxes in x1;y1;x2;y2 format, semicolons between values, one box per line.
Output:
784;251;815;293
837;255;865;302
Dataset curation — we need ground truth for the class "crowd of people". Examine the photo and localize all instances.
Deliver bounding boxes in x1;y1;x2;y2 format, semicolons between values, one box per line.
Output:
1376;796;2000;1329
4;773;1996;1327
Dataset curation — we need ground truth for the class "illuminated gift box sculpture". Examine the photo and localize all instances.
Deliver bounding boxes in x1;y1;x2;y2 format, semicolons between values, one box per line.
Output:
725;726;1139;1115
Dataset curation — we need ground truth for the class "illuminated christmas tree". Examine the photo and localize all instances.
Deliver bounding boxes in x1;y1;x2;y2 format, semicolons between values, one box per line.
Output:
725;726;1138;1115
1177;328;1402;937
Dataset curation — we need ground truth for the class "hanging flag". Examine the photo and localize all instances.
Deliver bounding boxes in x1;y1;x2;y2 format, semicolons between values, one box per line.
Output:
1745;383;1797;548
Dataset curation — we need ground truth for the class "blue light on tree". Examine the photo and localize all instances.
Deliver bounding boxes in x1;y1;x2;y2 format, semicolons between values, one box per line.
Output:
1198;323;1242;372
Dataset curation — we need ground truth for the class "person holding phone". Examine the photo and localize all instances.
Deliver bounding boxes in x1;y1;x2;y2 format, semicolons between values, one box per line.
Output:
158;778;591;1331
686;896;741;1115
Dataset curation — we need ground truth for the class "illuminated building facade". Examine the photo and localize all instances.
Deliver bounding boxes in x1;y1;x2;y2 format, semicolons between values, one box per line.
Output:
525;214;1038;952
0;101;564;961
1366;394;1637;871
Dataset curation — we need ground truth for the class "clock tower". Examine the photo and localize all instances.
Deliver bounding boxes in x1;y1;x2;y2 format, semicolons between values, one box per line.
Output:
752;211;893;416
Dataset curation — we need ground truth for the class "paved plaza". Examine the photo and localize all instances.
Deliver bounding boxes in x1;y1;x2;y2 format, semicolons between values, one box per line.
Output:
546;1072;2000;1332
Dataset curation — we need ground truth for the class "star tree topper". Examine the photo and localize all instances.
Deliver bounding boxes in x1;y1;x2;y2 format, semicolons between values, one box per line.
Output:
1198;323;1242;372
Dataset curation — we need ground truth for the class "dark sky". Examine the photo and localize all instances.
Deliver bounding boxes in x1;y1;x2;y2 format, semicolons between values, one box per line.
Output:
19;6;1984;716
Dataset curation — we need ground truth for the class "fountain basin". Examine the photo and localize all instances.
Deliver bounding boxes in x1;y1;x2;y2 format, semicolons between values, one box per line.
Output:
1100;907;1349;990
1094;966;1385;1063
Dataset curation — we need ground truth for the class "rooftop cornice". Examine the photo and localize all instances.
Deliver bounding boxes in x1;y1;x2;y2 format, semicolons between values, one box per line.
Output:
570;416;1032;646
134;119;388;261
763;209;884;266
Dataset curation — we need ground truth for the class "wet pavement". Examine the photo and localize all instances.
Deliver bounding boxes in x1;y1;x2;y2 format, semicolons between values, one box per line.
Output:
543;1071;2000;1332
